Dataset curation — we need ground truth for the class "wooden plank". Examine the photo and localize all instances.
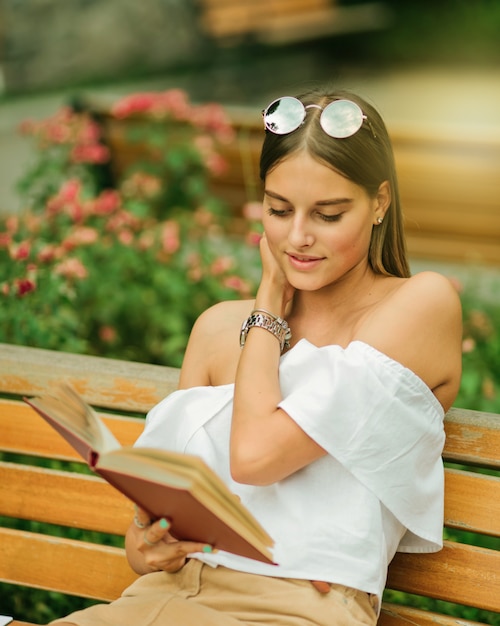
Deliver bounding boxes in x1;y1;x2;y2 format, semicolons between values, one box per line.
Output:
0;400;144;460
0;462;133;535
444;468;500;536
0;342;179;412
386;541;500;612
379;603;485;626
0;527;138;601
443;407;500;469
3;461;498;540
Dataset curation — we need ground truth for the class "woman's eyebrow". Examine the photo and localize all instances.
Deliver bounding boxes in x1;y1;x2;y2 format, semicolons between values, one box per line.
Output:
264;189;288;202
315;198;353;207
265;190;353;207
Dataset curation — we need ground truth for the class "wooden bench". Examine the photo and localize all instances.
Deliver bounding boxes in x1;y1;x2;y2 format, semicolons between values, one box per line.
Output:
1;342;499;625
196;0;390;46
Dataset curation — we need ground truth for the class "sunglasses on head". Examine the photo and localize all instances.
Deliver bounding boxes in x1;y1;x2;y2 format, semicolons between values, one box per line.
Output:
262;96;375;139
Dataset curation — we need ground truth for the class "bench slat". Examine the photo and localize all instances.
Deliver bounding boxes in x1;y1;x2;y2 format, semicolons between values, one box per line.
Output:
0;399;144;460
379;603;485;626
0;342;179;412
0;527;137;601
0;462;133;535
386;541;500;612
2;461;499;540
444;468;500;536
444;408;500;469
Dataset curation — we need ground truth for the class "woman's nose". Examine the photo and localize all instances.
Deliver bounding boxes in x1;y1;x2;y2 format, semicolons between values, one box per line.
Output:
288;215;314;248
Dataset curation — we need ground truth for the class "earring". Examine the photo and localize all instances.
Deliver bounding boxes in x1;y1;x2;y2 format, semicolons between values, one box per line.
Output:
376;217;383;224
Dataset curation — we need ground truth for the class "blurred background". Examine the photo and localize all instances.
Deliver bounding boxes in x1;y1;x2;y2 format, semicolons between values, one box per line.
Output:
1;4;500;620
1;0;500;218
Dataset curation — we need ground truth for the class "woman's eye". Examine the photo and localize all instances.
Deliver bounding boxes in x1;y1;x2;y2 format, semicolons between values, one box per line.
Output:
267;207;289;217
318;212;342;222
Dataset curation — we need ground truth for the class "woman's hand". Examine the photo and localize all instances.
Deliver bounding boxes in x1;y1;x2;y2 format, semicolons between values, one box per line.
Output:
126;506;213;575
258;233;295;316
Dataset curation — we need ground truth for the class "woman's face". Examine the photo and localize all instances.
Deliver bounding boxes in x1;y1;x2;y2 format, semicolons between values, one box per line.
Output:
262;151;387;292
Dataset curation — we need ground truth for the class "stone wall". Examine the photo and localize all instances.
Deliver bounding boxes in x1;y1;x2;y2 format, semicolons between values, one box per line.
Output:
0;0;206;93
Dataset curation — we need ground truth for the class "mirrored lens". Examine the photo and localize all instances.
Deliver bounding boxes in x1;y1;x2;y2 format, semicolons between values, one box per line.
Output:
263;97;306;134
320;99;364;139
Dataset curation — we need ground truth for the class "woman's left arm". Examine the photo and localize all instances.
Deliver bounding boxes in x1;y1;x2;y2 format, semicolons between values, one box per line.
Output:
230;236;327;486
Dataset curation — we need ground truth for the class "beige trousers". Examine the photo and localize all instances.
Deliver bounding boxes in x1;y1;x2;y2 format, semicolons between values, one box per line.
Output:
50;559;377;626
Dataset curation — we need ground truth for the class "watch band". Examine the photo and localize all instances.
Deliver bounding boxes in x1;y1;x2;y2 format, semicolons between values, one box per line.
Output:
240;309;291;352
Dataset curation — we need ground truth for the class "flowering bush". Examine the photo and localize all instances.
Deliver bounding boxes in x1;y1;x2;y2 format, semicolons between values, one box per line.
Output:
2;90;261;367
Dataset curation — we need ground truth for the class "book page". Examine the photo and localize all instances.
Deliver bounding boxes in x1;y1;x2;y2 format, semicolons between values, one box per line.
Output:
27;383;120;456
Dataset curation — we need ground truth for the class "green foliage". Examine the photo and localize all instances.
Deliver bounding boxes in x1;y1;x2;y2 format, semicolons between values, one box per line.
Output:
455;274;500;412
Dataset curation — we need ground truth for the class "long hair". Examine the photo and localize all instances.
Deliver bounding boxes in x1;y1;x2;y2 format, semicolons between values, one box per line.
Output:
260;88;410;278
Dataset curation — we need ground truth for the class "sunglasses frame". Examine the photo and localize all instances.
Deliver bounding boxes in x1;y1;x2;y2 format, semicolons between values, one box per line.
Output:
262;96;376;140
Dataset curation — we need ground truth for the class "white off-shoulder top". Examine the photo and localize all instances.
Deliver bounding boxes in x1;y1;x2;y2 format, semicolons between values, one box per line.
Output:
135;339;445;605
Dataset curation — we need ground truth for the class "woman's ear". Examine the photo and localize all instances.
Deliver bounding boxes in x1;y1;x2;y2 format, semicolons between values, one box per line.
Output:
373;180;391;224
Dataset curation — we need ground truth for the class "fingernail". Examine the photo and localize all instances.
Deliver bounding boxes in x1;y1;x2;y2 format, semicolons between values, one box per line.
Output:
202;545;213;553
159;518;170;530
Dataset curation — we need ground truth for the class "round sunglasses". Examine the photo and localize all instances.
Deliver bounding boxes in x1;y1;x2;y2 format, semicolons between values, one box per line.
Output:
262;96;374;139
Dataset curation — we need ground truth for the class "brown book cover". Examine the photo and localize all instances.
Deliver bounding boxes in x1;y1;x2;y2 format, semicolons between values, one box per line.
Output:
24;384;275;564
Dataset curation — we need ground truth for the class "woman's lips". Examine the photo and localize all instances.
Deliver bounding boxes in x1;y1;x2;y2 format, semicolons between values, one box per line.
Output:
286;252;324;270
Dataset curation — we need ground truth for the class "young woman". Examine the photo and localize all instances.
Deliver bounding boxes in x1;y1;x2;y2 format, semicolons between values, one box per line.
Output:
52;87;462;626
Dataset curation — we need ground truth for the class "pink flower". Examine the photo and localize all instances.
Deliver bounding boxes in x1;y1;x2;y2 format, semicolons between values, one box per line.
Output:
63;227;99;249
189;103;235;142
1;282;10;296
54;257;88;280
245;230;262;247
121;172;162;199
462;337;476;353
60;179;82;202
92;189;121;215
111;89;190;120
105;209;140;233
0;232;12;247
71;143;110;164
118;230;134;246
210;256;234;275
242;201;263;221
160;221;180;255
5;216;19;233
99;325;117;343
47;179;83;216
38;244;60;263
15;278;36;296
9;240;31;261
223;275;252;296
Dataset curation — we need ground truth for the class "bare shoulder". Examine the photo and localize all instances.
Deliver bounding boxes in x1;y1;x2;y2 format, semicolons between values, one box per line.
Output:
362;271;463;410
194;299;255;334
390;270;462;321
178;299;254;389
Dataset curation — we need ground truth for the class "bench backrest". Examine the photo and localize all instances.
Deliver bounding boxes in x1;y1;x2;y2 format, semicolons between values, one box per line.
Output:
1;343;500;623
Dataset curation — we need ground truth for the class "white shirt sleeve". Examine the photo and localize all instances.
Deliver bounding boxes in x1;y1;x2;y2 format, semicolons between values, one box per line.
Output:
278;340;446;553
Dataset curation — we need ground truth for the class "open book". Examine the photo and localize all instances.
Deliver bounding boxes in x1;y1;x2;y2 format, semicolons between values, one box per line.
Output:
24;384;275;564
